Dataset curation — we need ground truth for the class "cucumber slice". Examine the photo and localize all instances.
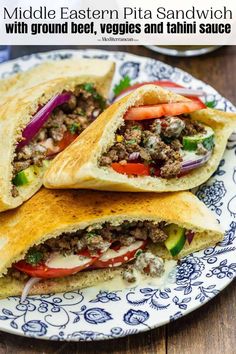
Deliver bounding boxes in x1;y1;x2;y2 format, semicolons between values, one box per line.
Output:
13;165;39;186
164;224;186;257
12;160;50;187
183;126;214;151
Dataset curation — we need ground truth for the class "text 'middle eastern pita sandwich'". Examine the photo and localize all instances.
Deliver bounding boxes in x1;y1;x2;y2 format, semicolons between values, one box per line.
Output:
0;188;223;299
0;58;115;212
44;84;236;192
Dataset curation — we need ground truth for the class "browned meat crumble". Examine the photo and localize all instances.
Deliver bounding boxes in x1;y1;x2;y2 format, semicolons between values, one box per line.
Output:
25;220;168;261
10;220;168;281
99;116;206;179
12;84;106;197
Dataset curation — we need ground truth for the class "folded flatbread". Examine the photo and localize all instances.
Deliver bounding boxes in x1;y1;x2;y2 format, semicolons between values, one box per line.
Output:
44;84;236;192
0;58;114;104
0;188;223;299
0;59;115;212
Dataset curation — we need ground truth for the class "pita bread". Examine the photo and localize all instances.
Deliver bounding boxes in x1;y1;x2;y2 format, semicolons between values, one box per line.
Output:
0;59;115;212
0;188;223;298
0;58;115;104
44;84;236;192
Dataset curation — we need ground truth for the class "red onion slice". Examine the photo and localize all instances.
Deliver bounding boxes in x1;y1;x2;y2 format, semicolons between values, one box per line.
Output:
126;151;211;174
186;231;195;245
17;92;71;149
181;151;211;173
128;152;140;161
21;277;41;302
164;87;206;97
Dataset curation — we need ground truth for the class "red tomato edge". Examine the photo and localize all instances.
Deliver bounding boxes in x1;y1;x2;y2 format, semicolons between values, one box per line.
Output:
92;240;147;269
14;256;97;279
111;163;151;176
124;100;206;121
14;240;147;278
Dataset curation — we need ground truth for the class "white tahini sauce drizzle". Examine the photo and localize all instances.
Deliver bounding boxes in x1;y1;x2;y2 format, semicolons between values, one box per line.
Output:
99;241;143;261
46;254;91;269
44;250;177;293
90;259;177;294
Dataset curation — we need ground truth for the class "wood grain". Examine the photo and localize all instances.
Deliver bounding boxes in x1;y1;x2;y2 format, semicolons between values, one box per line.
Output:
0;323;166;353
167;281;236;354
0;45;235;353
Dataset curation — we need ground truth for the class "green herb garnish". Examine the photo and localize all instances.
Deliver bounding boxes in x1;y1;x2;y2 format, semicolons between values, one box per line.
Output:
113;76;132;97
131;125;141;130
161;135;173;145
150;167;156;176
79;109;86;116
127;139;136;145
93;93;106;110
205;100;217;108
82;83;94;93
122;222;131;230
86;231;97;238
81;83;106;110
26;250;43;265
135;249;143;258
69;123;80;134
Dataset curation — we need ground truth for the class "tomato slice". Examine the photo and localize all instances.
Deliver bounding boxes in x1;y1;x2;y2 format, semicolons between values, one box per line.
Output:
111;163;151;176
93;240;147;269
57;131;78;153
14;252;98;279
14;240;147;277
45;131;78;157
124;100;206;121
115;81;205;106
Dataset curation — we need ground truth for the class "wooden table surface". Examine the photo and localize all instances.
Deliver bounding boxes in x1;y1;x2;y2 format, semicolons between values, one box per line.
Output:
0;45;235;353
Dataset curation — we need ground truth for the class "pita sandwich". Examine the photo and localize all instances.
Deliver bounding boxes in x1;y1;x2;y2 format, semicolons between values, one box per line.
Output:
0;58;115;212
0;188;223;299
44;84;236;192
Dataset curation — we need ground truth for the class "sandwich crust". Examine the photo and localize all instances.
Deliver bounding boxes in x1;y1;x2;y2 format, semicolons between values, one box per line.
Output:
0;188;223;276
0;188;223;298
0;59;115;212
0;59;115;104
0;268;123;299
43;85;236;192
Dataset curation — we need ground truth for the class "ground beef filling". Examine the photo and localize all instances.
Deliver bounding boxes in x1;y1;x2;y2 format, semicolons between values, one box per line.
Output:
11;85;105;197
10;220;168;281
99;115;206;179
123;252;164;282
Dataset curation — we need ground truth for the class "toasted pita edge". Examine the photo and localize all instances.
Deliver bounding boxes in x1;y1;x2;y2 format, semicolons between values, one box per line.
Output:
0;189;223;281
0;58;115;104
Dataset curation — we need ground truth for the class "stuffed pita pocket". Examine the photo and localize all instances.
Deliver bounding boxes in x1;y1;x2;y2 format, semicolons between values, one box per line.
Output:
0;58;115;212
0;188;223;299
44;84;236;192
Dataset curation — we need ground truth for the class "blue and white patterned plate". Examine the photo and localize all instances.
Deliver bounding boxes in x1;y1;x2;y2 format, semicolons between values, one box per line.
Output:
0;49;235;341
